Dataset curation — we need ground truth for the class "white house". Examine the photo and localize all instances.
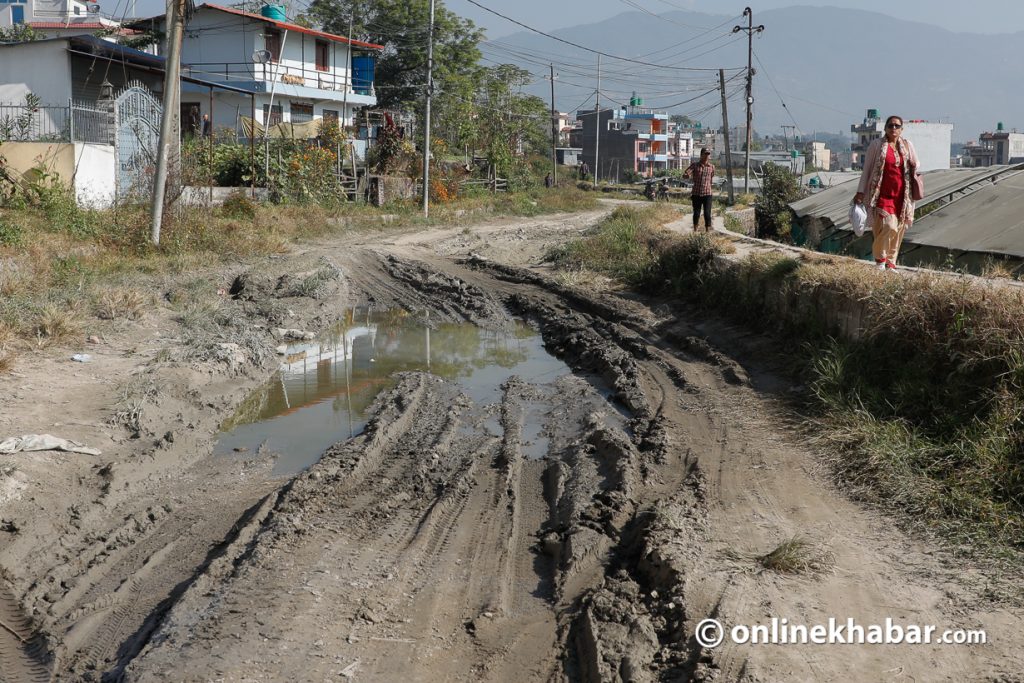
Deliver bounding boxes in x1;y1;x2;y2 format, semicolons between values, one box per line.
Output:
0;0;125;38
136;3;382;136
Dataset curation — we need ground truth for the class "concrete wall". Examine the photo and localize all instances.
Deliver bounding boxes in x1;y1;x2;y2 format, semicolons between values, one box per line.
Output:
0;41;71;105
0;141;116;208
73;142;115;208
0;141;75;184
903;122;953;172
181;11;259;80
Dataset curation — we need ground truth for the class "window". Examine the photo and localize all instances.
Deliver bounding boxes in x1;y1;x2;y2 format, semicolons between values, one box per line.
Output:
265;30;282;62
322;109;339;123
290;103;313;123
315;40;329;72
263;104;282;126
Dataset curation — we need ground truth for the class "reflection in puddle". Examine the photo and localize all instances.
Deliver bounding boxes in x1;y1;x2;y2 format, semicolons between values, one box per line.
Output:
216;307;574;475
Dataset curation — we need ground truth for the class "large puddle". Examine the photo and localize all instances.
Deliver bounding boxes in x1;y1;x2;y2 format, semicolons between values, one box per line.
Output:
215;307;584;475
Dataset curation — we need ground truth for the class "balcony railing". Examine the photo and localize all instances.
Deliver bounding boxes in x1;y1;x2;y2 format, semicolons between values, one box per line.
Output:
182;61;374;97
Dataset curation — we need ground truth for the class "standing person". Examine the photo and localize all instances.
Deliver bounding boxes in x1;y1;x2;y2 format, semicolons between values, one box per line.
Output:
684;147;715;232
854;115;919;271
544;172;553;188
201;113;212;137
579;160;590;181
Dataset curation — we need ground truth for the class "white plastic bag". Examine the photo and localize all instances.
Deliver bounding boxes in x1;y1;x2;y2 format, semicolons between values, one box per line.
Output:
849;202;868;237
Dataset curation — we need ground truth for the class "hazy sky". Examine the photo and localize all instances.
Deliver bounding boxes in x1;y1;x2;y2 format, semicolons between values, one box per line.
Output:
126;0;1024;35
448;0;1024;37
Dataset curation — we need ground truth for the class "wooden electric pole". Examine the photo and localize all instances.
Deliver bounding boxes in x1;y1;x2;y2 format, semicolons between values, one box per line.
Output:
422;0;435;217
733;7;763;195
549;63;557;184
719;69;735;205
151;0;186;245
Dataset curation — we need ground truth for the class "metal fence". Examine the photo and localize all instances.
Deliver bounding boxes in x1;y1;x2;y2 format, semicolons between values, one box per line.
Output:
0;101;111;144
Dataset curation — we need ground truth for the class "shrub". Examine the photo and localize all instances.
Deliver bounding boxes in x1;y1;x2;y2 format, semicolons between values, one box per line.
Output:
755;162;806;241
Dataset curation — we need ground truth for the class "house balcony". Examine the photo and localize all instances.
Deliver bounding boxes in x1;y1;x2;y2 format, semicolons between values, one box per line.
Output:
644;154;669;163
181;61;376;105
638;133;668;142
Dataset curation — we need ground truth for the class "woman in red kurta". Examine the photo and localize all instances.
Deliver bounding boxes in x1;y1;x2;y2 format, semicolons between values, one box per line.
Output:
854;115;919;270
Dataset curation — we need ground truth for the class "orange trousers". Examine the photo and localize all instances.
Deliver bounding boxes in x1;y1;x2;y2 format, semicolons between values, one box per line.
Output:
871;211;907;264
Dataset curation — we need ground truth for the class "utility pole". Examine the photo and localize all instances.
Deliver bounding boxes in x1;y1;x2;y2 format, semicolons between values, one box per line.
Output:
549;63;557;185
733;7;763;194
594;54;601;185
719;69;735;205
422;0;435;217
264;29;289;180
150;0;186;245
782;126;798;152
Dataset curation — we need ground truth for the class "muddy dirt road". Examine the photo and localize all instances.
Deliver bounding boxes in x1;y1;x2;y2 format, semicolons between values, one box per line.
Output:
2;206;1022;682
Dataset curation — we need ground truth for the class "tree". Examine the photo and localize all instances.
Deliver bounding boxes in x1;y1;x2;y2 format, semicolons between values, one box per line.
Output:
670;114;696;127
473;64;548;182
754;162;806;241
0;24;44;42
308;0;484;112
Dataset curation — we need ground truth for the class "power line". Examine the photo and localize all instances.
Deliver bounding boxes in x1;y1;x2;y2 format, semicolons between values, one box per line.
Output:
463;0;740;71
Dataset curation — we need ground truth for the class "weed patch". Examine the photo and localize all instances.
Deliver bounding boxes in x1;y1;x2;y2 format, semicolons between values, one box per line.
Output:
759;537;835;574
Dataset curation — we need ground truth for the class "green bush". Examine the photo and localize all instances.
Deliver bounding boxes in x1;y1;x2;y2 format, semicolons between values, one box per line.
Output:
0;218;23;246
755;162;806;241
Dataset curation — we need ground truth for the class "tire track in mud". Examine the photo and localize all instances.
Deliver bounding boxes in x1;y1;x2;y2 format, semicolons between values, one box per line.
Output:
113;252;795;681
0;586;51;683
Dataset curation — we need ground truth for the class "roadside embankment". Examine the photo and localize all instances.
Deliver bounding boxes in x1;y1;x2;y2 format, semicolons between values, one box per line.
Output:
553;206;1024;554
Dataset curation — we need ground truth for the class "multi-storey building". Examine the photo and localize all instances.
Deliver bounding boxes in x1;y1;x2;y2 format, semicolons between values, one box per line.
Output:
0;0;124;38
577;100;670;182
850;108;952;172
964;122;1024;167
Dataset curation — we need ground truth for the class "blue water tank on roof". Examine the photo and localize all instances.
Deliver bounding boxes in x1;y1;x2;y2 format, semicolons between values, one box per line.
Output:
352;55;375;96
261;4;287;21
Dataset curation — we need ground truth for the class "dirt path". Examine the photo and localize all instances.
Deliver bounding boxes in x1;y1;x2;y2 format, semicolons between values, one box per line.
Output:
2;202;1022;682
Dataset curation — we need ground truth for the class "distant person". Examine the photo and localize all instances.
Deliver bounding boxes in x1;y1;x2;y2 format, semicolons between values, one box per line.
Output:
684;147;715;232
578;161;590;181
201;113;212;137
544;172;553;188
657;178;669;201
854;115;919;271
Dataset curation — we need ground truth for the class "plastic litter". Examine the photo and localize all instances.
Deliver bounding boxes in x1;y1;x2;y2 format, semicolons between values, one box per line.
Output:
71;354;92;363
0;434;101;456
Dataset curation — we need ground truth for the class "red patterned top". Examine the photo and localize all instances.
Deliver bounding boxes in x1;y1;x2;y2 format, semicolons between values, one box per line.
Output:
876;144;905;216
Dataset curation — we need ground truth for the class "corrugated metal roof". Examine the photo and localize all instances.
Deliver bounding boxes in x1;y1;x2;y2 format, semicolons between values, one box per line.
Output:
904;170;1024;257
789;165;1024;232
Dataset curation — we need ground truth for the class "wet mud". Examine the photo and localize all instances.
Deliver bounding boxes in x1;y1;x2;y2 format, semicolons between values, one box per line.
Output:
3;223;1022;682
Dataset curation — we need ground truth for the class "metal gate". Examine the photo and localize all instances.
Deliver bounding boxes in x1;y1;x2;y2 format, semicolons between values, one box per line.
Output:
114;82;162;199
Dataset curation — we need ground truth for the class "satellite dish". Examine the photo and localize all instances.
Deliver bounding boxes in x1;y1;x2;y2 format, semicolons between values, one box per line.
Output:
87;4;101;12
252;49;271;64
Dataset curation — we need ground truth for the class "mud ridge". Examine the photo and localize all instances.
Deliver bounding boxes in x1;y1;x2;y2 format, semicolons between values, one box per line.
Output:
381;255;511;328
0;585;52;683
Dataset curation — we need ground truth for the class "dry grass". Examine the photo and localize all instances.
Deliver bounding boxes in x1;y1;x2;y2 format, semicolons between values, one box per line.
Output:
108;375;160;436
33;304;80;345
555;267;616;292
981;257;1020;280
759;537;835;574
95;287;149;321
0;346;13;374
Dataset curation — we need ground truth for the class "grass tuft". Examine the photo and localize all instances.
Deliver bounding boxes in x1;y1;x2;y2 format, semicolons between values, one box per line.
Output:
759;537;835;574
95;288;149;321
